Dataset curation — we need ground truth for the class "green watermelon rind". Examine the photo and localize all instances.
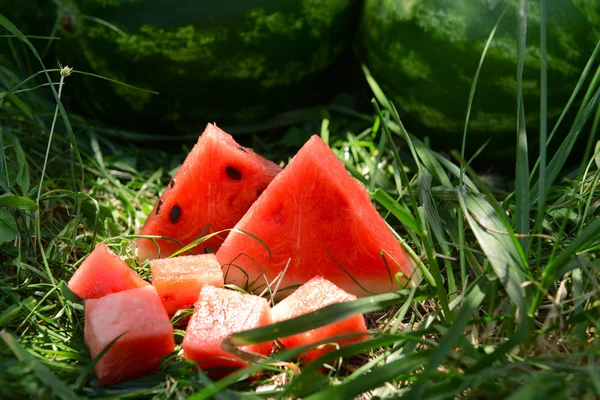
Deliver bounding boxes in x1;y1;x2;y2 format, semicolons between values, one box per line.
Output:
53;0;361;133
356;0;600;147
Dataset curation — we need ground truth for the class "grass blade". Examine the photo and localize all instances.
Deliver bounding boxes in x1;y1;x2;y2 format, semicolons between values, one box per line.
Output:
534;0;548;266
371;188;421;234
515;0;530;250
228;291;408;346
536;216;600;309
1;329;79;400
529;40;600;182
367;93;452;318
530;43;600;205
408;278;488;397
304;352;429;400
457;191;528;314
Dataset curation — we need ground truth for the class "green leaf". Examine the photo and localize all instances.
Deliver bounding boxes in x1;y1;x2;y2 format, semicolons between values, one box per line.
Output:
0;194;38;211
0;209;18;243
457;191;529;314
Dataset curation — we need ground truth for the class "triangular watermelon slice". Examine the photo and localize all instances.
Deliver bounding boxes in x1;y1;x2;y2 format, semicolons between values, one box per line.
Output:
216;135;418;298
136;123;282;261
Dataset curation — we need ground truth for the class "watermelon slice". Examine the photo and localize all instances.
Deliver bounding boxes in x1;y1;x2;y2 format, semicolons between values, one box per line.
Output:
271;275;368;363
216;135;418;298
182;285;273;376
68;242;148;300
136;123;282;261
150;254;224;315
84;285;175;386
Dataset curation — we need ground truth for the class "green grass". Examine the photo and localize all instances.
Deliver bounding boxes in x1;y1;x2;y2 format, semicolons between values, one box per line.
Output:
2;7;600;400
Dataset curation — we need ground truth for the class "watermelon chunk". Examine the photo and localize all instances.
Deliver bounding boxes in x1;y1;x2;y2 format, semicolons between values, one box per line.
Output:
68;242;148;300
137;123;282;261
182;285;273;376
216;135;418;298
84;286;175;386
271;276;368;363
150;254;224;315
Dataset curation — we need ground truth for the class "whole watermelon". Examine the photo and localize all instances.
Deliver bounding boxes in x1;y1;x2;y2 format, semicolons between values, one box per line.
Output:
51;0;362;134
357;0;600;156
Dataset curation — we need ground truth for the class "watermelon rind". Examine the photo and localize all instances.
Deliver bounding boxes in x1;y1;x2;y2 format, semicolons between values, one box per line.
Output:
356;0;600;158
51;0;362;134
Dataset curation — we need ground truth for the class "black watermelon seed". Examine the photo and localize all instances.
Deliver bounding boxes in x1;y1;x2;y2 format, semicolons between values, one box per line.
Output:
226;166;242;180
237;146;247;153
170;179;176;188
169;205;181;223
156;199;163;215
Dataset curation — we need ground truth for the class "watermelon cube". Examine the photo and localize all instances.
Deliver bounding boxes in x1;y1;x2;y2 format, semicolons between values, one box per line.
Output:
136;123;282;261
84;285;175;386
150;254;224;315
68;242;148;300
271;276;368;363
182;285;273;376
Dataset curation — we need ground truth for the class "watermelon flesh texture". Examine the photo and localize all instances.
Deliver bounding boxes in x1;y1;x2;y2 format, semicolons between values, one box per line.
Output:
68;242;148;300
84;285;175;386
271;275;368;363
136;123;282;261
182;285;273;377
150;254;224;315
216;135;418;298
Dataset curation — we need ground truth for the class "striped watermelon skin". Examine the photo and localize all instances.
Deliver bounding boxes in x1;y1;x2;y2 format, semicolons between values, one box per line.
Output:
53;0;361;134
357;0;600;156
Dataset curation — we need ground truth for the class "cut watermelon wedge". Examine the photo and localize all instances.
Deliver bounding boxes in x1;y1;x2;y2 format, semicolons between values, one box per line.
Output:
216;135;418;298
137;123;282;261
68;242;148;300
84;286;175;386
150;254;224;315
271;275;368;363
182;285;273;376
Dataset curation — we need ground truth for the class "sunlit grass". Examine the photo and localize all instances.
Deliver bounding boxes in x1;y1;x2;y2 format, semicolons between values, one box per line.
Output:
2;6;600;400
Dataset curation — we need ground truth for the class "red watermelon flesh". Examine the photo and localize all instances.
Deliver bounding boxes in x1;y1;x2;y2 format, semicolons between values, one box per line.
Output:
150;254;224;315
182;285;273;376
68;242;148;300
84;285;175;386
136;123;282;261
271;275;368;363
216;135;418;298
